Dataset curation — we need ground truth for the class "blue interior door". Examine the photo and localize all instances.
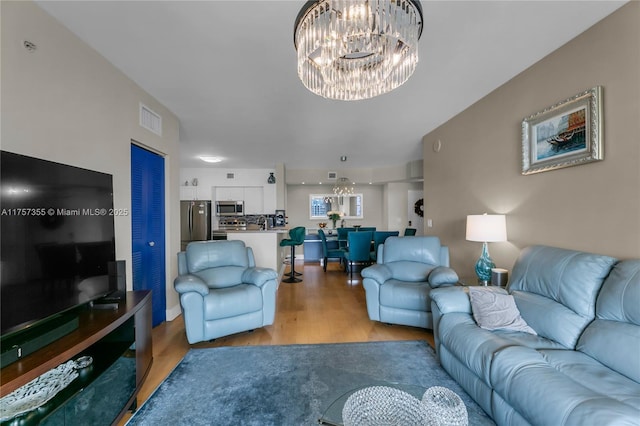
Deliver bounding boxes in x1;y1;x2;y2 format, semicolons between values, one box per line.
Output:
131;144;166;326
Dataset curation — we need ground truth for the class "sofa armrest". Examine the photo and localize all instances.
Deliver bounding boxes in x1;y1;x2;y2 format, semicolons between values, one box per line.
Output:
242;267;278;287
174;274;209;296
361;264;392;283
428;266;459;287
430;286;472;314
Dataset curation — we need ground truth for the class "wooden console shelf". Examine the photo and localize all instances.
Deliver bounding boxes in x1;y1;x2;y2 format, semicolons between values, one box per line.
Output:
0;291;152;424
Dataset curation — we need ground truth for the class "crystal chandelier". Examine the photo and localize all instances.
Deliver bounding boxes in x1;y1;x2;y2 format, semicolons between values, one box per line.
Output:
333;177;355;196
294;0;423;101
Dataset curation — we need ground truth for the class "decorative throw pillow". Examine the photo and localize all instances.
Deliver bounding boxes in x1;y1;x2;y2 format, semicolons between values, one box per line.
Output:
468;287;537;335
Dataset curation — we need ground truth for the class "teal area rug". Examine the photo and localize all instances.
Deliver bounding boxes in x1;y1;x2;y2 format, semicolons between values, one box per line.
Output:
127;340;494;425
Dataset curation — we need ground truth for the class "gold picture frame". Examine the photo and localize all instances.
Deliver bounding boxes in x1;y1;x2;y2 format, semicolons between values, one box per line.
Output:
522;86;603;175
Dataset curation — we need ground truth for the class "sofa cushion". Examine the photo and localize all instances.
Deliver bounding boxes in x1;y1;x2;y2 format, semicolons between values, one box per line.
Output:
439;312;564;386
381;236;442;265
540;349;640;409
512;291;590;349
194;265;248;289
577;259;640;383
385;262;435;282
509;245;616;317
379;279;431;311
491;346;640;426
595;259;640;325
203;283;262;320
187;240;250;272
469;287;536;335
508;245;617;348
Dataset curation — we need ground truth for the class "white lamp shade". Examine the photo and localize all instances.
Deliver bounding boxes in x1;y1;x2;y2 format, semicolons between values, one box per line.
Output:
466;214;507;242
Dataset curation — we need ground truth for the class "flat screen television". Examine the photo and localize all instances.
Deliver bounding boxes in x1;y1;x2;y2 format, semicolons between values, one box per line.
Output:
0;151;116;339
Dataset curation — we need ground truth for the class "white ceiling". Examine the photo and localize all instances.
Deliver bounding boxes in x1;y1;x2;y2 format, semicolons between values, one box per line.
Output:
36;1;626;171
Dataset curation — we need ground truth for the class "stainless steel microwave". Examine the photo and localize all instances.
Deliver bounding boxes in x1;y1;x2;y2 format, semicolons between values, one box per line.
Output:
215;200;244;216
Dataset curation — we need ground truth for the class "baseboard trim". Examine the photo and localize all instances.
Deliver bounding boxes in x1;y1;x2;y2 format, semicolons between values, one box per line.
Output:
166;304;182;321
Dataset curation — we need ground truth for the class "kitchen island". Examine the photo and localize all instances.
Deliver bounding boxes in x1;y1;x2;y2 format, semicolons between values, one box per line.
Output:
226;229;288;284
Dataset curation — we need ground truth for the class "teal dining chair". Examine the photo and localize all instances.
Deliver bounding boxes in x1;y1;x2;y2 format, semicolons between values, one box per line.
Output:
404;228;417;236
318;229;346;272
344;231;374;280
370;231;400;262
337;227;355;250
359;227;377;233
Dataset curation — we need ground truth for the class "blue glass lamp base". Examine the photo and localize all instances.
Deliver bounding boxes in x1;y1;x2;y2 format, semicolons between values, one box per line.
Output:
475;242;495;284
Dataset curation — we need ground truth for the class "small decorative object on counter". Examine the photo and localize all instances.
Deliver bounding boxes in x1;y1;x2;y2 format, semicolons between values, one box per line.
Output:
318;222;327;228
267;172;276;184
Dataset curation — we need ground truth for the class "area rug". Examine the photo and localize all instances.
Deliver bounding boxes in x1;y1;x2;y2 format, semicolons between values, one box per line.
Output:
126;340;494;425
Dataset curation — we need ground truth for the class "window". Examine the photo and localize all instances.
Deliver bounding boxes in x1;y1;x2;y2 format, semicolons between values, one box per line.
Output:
309;194;364;219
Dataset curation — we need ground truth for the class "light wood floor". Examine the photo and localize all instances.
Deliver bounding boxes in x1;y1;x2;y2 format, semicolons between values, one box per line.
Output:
119;261;434;424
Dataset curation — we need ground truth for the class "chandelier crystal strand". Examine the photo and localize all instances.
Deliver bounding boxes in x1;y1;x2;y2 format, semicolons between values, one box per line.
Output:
333;177;355;196
295;0;423;101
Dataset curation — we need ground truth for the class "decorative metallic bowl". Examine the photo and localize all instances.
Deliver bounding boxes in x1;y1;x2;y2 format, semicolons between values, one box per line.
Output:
318;222;327;228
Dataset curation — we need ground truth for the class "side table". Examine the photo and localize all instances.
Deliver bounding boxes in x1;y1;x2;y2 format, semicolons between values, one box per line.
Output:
457;276;488;286
457;276;506;288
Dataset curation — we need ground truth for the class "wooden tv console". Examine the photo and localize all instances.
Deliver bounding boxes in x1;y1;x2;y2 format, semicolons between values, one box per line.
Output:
0;291;152;425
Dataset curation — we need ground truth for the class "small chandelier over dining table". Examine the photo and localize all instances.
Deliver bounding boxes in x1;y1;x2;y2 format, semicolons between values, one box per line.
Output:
333;177;355;196
294;0;424;101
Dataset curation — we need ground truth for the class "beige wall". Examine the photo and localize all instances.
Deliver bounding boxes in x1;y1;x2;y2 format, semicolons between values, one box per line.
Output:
422;2;640;276
1;2;182;318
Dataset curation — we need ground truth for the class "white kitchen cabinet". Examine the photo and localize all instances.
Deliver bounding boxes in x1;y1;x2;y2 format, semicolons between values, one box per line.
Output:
244;186;264;214
215;186;264;213
215;186;245;201
180;186;197;200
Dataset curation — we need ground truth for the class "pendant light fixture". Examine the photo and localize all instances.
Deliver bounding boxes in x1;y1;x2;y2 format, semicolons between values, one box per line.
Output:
333;177;355;196
294;0;424;101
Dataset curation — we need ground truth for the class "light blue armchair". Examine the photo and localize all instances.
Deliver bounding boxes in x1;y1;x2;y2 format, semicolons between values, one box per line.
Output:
174;240;278;344
361;236;458;329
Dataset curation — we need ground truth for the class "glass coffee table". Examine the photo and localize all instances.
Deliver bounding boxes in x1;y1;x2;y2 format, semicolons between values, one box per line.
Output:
318;383;427;425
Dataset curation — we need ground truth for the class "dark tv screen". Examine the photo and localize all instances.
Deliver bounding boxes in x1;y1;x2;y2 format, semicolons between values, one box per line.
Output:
1;151;116;335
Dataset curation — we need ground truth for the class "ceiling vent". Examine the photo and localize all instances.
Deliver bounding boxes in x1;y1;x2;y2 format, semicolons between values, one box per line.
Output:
139;103;162;136
327;172;337;180
226;173;235;179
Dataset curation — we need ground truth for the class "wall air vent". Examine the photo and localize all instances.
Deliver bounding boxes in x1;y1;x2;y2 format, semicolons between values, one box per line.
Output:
226;173;235;179
327;172;337;180
139;103;162;136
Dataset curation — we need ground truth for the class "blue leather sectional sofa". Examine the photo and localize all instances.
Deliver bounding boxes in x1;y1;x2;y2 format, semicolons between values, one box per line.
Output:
431;245;640;425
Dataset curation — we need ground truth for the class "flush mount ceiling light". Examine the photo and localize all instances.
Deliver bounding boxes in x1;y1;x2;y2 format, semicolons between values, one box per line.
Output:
199;156;223;163
294;0;423;101
333;177;355;196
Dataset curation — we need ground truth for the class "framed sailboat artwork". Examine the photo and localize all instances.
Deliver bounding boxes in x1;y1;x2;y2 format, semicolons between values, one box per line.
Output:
521;86;603;175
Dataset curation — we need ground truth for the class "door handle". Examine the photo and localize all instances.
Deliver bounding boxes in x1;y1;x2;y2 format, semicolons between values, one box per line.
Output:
148;241;155;247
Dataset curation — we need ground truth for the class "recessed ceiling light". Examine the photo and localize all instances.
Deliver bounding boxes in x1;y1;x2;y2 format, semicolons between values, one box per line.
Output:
199;156;223;163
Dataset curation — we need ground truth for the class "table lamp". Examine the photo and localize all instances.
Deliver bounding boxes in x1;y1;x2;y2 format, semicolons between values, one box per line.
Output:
466;214;507;285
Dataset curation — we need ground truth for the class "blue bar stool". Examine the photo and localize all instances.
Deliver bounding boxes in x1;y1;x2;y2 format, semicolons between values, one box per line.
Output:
280;226;305;283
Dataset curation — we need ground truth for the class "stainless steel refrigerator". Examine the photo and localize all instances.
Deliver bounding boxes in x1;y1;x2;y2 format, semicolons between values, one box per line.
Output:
180;200;212;250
